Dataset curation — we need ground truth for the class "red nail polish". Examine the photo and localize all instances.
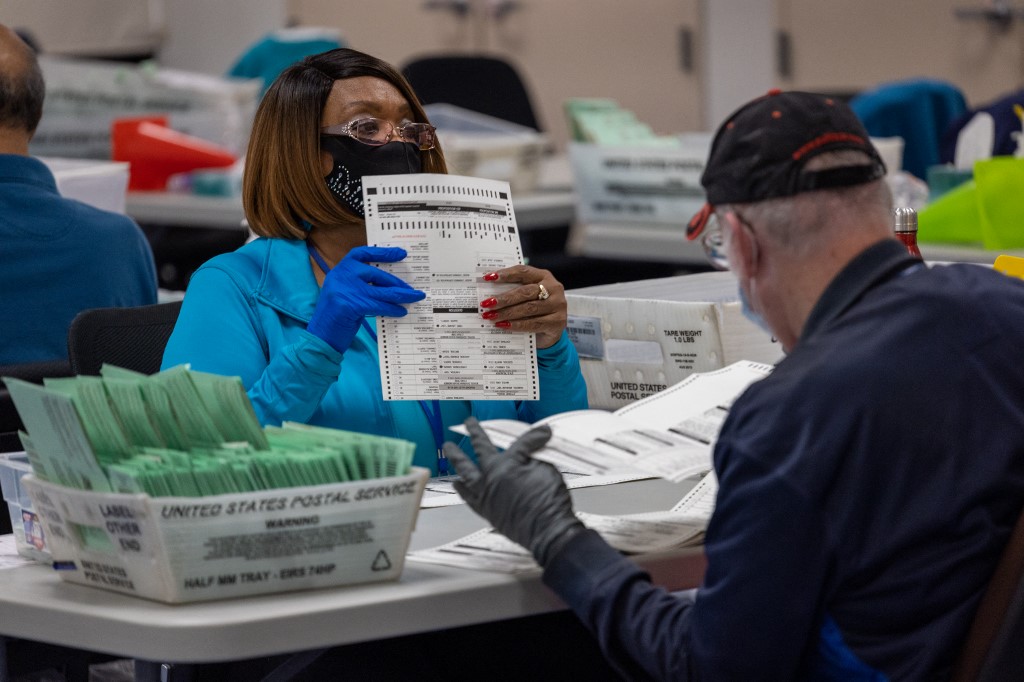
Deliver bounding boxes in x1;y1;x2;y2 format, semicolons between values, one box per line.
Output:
480;297;498;308
483;272;500;282
482;310;499;319
495;321;511;328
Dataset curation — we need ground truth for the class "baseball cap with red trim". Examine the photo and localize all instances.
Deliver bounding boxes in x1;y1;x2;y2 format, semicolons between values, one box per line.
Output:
686;90;886;240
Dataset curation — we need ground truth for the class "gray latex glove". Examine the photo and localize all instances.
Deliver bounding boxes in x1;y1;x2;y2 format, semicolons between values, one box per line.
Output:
444;417;586;566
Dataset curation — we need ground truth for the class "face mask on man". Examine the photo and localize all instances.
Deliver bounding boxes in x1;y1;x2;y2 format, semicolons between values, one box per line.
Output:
321;135;422;217
739;283;772;335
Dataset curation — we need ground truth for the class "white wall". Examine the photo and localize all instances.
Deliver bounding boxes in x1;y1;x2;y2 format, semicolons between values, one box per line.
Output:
11;0;1024;136
2;0;164;56
156;0;289;75
778;0;1024;108
701;0;776;127
291;0;704;148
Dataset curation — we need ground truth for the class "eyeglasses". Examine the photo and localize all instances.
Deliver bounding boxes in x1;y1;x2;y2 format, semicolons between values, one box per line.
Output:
320;117;437;151
701;213;730;271
700;210;756;271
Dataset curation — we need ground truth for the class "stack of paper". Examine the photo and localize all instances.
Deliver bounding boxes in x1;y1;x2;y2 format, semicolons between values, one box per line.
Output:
419;362;759;570
565;98;681;147
453;360;771;482
408;471;719;573
4;365;415;497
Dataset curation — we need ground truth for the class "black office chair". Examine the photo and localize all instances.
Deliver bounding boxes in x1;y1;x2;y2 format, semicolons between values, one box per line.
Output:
0;312;170;681
0;359;73;537
0;359;74;455
952;504;1024;681
67;300;183;377
402;54;542;131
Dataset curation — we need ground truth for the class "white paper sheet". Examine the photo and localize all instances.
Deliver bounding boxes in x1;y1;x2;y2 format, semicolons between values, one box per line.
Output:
575;511;705;554
408;527;539;573
670;470;718;518
420;477;466;508
363;174;539;401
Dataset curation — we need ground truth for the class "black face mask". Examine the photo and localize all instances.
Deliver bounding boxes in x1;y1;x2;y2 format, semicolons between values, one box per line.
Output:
321;135;422;217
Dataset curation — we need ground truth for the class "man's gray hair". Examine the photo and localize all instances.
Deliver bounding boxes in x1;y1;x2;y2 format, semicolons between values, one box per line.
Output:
719;150;893;257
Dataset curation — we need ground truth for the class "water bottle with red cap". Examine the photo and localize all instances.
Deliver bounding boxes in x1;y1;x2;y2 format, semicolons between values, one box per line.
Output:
893;207;922;258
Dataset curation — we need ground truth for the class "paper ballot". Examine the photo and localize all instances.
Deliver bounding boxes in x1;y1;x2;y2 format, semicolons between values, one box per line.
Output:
452;360;772;482
426;361;759;573
362;174;539;401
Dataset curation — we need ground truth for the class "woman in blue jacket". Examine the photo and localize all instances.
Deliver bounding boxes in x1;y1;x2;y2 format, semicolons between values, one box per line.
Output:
162;48;587;473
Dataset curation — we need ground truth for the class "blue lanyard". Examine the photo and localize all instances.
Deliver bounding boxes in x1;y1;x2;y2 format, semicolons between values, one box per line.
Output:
359;320;449;475
307;240;450;475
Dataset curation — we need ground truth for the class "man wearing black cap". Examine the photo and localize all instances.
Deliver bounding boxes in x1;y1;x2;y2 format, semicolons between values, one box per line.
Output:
444;90;1024;680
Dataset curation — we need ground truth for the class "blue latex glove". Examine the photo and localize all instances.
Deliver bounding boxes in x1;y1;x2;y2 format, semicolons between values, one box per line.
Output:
307;246;425;353
444;417;586;566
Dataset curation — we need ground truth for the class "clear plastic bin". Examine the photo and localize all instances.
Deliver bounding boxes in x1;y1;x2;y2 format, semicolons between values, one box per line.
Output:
0;452;50;563
424;103;547;195
568;135;712;226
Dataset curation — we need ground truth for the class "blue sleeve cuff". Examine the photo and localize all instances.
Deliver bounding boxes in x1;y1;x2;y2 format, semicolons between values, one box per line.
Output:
296;329;345;373
536;329;573;365
543;528;646;605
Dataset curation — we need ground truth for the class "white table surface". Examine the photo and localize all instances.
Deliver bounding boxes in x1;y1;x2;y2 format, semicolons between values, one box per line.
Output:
919;243;1024;265
125;156;577;233
571;221;706;265
127;159;1014;270
0;477;703;664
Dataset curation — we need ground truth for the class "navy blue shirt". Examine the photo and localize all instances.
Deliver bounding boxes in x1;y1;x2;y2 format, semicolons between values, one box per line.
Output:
544;240;1024;681
0;155;157;363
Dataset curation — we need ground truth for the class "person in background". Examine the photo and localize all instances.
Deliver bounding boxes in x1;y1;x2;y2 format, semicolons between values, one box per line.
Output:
0;23;157;365
445;91;1024;680
226;25;345;96
162;47;587;473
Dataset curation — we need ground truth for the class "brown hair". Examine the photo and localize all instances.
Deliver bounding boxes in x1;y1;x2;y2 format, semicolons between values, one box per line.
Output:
243;47;447;239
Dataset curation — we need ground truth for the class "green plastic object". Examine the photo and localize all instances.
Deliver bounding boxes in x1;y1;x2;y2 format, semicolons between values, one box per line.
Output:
918;179;983;245
919;157;1024;248
974;157;1024;250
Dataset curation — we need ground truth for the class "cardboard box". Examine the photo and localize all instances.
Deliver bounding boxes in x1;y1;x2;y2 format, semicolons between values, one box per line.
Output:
566;272;783;410
568;136;712;226
0;452;51;563
23;468;429;604
425;103;547;195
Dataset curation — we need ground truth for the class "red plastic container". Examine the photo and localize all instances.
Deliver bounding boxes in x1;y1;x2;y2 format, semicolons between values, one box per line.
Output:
111;116;236;191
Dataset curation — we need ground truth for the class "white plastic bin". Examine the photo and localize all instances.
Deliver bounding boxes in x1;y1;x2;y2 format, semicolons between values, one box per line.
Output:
38;157;130;214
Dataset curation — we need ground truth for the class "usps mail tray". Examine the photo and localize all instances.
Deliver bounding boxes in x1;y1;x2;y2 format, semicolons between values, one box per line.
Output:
22;468;429;604
567;271;783;410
